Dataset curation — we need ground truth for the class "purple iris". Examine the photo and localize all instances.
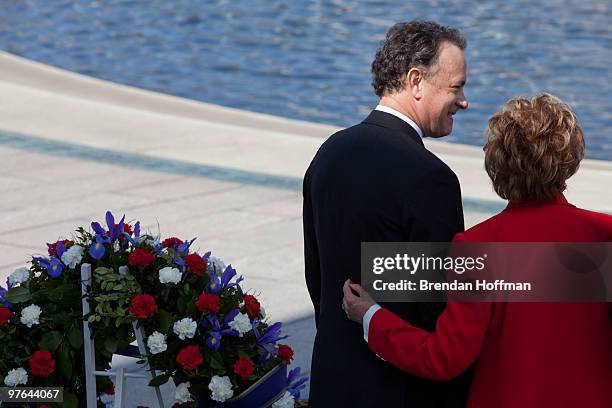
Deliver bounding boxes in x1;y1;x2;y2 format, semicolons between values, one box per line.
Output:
48;257;64;277
172;238;198;273
173;255;186;273
206;332;222;350
32;255;63;278
88;235;106;260
204;264;242;294
54;240;67;259
177;238;196;254
91;211;126;244
221;266;240;288
254;322;288;355
286;367;308;399
200;311;240;350
0;281;13;308
206;275;222;294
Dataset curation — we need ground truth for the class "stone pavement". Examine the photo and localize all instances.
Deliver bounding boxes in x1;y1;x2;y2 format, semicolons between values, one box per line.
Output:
0;51;610;405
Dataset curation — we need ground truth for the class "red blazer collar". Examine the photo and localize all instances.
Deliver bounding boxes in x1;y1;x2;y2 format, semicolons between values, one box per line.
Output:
505;193;572;210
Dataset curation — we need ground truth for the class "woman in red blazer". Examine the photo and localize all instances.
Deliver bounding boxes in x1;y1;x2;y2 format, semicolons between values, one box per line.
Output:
343;93;612;407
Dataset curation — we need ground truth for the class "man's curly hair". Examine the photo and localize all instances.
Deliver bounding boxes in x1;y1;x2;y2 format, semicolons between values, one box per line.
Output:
371;21;467;97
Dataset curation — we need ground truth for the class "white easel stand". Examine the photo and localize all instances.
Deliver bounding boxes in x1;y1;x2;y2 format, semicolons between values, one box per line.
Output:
81;263;164;408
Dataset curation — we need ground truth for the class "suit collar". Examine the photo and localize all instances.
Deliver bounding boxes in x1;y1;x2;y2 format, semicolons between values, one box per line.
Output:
362;110;424;147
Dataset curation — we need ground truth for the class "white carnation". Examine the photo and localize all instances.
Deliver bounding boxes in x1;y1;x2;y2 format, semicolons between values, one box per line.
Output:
8;267;29;286
20;304;42;328
146;331;167;354
260;307;266;318
98;392;114;406
272;391;295;408
175;381;193;404
61;245;84;269
208;375;234;402
228;312;252;337
4;367;27;386
207;256;226;275
173;318;197;340
158;267;182;284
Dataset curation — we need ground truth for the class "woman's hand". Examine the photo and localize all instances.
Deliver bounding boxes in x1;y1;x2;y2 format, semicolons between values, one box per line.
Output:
342;279;376;324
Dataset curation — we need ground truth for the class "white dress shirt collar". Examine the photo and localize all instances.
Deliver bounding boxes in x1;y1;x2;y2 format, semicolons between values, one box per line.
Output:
374;104;424;138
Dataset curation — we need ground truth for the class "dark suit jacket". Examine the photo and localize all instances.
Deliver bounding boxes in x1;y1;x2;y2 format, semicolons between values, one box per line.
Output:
303;110;470;407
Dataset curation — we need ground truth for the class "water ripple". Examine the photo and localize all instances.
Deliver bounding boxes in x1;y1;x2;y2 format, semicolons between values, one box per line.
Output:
0;0;610;160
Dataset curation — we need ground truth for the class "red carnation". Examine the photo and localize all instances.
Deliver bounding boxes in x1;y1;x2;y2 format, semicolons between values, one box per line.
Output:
195;293;220;314
47;239;73;256
0;307;12;325
123;224;133;236
103;383;115;395
162;237;184;248
106;224;133;237
176;345;203;371
29;350;55;377
185;253;207;276
243;294;261;319
233;356;254;380
112;224;134;243
129;294;157;319
277;344;294;364
128;248;156;268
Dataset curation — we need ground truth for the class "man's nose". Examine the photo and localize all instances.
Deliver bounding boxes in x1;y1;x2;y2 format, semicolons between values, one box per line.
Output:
457;92;468;110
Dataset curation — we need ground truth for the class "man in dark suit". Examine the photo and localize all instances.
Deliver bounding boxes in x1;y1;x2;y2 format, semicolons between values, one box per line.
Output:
303;21;470;407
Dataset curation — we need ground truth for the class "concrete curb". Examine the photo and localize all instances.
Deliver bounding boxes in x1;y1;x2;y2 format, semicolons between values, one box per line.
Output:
0;50;610;212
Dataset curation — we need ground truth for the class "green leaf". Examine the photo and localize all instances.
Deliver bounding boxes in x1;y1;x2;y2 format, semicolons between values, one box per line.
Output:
209;350;225;370
31;288;51;303
58;346;73;380
67;326;83;349
39;331;62;352
177;296;188;314
63;391;79;408
48;287;63;302
104;337;118;354
157;309;174;333
94;267;112;275
4;286;31;303
59;283;81;306
148;373;170;387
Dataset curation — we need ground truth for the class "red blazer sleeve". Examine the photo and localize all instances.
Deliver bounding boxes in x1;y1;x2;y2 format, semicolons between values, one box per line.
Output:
368;232;491;380
368;302;491;380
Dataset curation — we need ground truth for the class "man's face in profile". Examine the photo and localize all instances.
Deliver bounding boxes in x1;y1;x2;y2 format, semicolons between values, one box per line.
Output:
419;42;468;137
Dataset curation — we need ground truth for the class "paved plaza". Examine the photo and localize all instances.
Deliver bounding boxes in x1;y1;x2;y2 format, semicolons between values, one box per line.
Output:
1;51;610;405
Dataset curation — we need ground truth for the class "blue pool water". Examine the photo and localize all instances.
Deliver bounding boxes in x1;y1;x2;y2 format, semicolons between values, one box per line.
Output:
0;0;610;159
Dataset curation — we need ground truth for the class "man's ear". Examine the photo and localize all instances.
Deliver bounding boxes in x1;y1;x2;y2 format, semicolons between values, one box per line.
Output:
406;67;424;99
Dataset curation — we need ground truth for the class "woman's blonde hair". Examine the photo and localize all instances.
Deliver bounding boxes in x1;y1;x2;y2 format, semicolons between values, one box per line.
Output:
484;93;584;203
